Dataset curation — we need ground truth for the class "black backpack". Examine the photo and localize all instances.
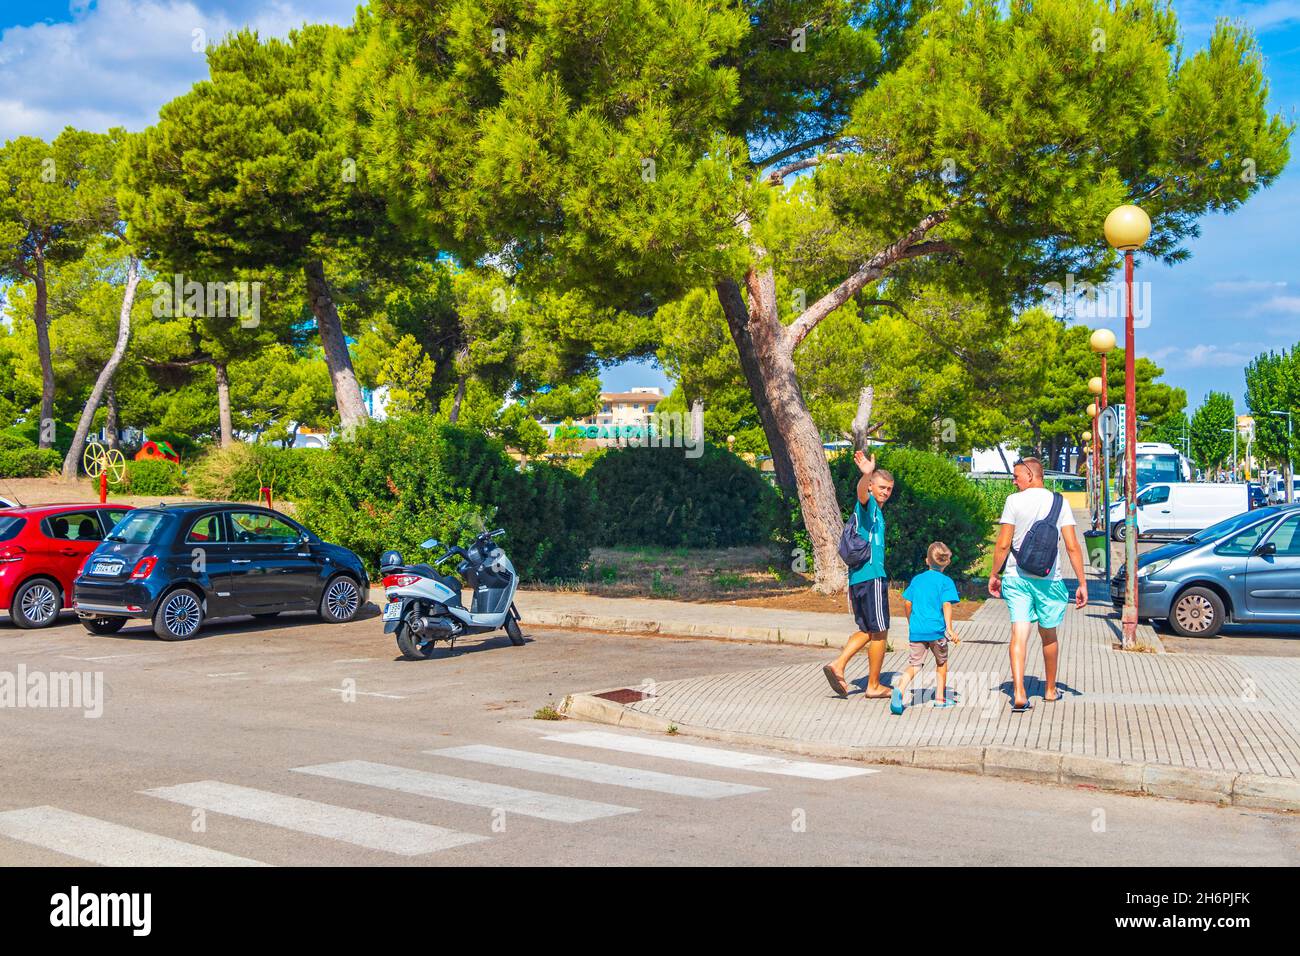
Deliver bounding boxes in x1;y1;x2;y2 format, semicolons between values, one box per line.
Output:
838;502;874;570
1010;492;1064;578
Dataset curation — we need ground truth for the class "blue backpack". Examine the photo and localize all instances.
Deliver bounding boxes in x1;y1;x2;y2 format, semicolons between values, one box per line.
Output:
1011;492;1065;578
838;502;874;570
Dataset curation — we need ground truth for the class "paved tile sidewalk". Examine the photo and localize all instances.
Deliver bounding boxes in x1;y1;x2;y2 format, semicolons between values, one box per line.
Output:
589;592;1300;784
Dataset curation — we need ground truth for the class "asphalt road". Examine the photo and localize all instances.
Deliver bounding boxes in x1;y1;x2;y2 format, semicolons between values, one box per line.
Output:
1;606;1296;867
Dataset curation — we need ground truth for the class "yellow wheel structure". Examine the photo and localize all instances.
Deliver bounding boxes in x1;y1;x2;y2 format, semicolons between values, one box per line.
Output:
83;442;127;486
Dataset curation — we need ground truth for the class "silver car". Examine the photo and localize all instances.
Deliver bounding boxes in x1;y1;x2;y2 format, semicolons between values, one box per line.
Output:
1111;504;1300;637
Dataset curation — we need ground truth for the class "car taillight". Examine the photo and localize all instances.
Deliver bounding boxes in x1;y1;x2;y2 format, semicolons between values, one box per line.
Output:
382;574;420;589
0;545;25;564
130;557;157;579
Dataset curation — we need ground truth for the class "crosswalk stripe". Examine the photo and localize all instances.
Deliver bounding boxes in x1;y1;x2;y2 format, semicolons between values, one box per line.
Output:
293;760;637;823
544;731;876;780
0;806;267;867
142;781;486;856
427;745;767;799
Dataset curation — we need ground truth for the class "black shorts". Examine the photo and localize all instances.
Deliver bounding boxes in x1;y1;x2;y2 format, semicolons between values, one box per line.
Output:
849;578;889;633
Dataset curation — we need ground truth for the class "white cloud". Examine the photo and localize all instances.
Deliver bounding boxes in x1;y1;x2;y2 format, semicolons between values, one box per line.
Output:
1208;279;1289;294
0;0;356;142
1149;344;1258;369
1260;295;1300;315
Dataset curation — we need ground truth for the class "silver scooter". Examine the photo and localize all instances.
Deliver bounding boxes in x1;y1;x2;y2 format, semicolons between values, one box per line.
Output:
380;529;524;660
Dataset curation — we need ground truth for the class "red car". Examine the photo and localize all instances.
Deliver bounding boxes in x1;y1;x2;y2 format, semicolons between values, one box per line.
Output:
0;504;133;629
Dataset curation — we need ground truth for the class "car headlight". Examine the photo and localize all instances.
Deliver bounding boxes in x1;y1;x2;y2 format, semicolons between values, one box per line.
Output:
1137;559;1171;579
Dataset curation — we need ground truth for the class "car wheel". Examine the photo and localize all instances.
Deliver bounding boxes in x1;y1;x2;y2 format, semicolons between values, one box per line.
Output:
1168;586;1225;638
11;579;61;629
153;588;205;641
81;616;126;635
319;575;362;623
1110;521;1125;542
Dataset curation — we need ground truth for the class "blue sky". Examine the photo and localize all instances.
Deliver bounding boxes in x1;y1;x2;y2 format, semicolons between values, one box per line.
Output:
3;1;1298;410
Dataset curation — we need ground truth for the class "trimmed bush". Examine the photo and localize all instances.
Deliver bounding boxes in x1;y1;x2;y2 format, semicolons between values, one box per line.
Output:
583;444;781;548
292;417;594;580
827;448;993;581
188;443;322;502
0;434;61;478
125;459;184;496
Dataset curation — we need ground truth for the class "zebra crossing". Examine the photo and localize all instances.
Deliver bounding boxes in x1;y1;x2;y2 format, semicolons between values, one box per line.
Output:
0;731;877;866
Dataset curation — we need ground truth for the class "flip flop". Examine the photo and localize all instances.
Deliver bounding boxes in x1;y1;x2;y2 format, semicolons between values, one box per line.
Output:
864;689;892;699
890;687;905;716
1011;699;1033;713
931;698;955;709
822;665;848;698
1042;692;1063;703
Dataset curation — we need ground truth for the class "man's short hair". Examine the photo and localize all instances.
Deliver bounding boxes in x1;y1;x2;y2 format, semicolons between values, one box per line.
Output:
927;541;952;569
872;468;895;485
1015;457;1044;479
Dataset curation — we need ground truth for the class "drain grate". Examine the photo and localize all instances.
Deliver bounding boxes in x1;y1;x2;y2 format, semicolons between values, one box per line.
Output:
594;688;650;704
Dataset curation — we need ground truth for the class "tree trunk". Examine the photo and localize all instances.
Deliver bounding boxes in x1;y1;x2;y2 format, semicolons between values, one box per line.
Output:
104;384;119;450
715;278;797;494
851;386;874;452
35;256;56;448
214;360;235;447
448;345;469;423
738;265;847;593
62;257;140;481
304;259;369;431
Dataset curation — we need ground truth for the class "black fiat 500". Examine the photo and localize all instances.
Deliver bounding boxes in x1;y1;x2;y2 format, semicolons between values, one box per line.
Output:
73;503;369;640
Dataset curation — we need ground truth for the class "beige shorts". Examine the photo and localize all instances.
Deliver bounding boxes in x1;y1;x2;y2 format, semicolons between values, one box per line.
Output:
907;638;949;667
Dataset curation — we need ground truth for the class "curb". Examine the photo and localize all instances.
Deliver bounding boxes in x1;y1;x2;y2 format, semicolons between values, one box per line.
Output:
524;609;848;648
557;692;1300;812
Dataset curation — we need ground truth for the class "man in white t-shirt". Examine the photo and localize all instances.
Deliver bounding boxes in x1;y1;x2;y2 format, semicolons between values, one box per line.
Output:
988;457;1088;711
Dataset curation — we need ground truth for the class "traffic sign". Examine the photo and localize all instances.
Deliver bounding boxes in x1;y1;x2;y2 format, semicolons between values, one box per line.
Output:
1099;406;1119;446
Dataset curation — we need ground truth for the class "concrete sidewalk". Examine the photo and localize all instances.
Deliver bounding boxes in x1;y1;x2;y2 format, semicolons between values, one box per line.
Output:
515;588;889;645
558;592;1300;811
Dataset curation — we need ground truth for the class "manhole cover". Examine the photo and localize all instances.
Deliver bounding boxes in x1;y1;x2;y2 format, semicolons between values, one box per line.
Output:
594;688;649;704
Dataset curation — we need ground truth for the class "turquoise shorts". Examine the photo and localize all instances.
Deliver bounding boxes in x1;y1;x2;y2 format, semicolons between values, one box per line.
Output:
1003;575;1069;628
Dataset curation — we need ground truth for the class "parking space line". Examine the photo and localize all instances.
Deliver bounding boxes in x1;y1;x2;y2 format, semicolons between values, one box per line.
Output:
428;745;766;798
0;806;267;866
142;781;485;856
326;688;407;700
544;730;877;780
293;760;637;822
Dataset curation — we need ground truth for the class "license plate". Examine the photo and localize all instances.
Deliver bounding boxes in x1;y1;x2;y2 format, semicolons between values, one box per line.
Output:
383;601;402;622
92;561;121;576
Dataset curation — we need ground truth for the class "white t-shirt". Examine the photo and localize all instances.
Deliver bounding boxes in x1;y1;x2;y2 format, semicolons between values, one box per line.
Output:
998;487;1075;580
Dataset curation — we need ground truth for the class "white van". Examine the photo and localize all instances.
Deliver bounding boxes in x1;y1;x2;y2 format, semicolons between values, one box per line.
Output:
1108;482;1249;541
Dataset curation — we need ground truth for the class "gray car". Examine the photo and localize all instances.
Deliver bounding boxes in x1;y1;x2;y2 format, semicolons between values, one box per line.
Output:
1111;504;1300;637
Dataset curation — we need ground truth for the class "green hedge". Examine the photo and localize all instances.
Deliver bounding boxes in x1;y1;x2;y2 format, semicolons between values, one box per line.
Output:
583;444;781;548
292;417;595;581
0;434;61;478
187;443;322;502
125;459;184;496
825;448;993;581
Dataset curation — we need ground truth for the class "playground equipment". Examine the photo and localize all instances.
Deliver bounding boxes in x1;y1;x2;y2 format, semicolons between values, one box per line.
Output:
83;441;127;504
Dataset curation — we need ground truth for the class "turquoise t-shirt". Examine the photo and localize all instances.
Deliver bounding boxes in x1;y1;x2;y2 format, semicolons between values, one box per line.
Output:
903;568;960;640
847;496;886;585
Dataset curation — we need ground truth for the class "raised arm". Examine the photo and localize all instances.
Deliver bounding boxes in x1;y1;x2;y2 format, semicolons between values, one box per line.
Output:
855;450;876;504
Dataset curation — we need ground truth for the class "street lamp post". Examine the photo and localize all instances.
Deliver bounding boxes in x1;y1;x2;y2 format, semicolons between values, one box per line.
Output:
1090;331;1116;586
1270;410;1294;503
1086;402;1100;528
1105;205;1150;649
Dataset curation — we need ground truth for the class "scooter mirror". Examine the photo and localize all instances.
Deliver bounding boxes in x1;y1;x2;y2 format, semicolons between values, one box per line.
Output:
420;538;439;550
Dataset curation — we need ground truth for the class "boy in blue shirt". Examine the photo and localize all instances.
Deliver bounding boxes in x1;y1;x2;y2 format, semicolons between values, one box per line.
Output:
891;542;961;714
